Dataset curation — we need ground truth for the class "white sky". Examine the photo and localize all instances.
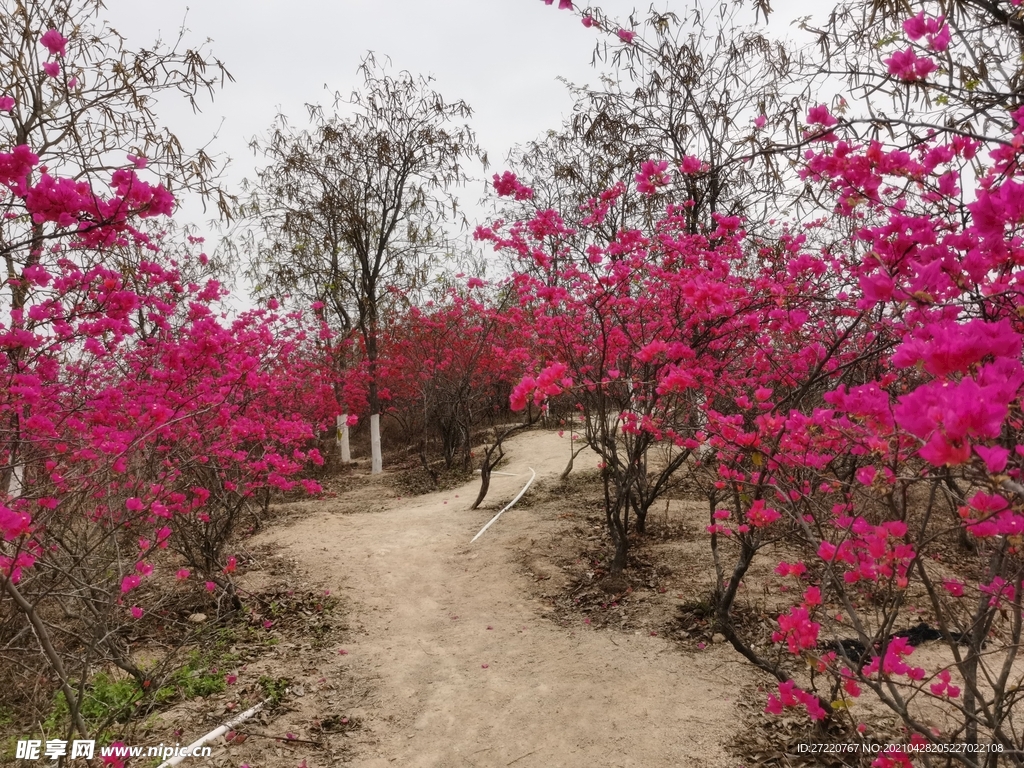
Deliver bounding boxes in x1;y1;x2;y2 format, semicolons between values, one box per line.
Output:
100;0;816;248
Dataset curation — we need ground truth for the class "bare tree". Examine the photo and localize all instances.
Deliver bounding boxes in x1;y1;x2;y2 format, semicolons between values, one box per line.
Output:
802;0;1024;146
243;53;479;473
502;2;820;245
0;0;234;219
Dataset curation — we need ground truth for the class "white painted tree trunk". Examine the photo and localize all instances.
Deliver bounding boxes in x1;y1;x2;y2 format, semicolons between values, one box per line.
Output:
337;414;351;463
8;463;23;498
370;413;382;474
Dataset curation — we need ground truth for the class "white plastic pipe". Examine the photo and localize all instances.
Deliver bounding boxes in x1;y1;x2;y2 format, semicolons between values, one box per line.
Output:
471;467;536;543
370;413;382;474
337;414;351;463
155;700;265;768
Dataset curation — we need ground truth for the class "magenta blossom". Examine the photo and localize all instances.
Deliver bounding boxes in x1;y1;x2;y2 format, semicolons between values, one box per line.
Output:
806;104;838;127
884;48;937;81
40;29;68;57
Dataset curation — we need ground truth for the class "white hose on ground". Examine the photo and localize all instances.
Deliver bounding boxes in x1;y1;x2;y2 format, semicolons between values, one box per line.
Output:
470;467;536;544
155;700;266;768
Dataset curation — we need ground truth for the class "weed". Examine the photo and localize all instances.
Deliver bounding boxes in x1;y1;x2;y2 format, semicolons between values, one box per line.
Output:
258;676;290;707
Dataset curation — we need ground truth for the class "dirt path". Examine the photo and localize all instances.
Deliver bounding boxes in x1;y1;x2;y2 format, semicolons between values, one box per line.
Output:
263;431;747;768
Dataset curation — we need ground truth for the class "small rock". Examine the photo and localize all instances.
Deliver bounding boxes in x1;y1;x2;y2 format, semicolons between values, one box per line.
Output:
712;633;726;644
187;613;207;623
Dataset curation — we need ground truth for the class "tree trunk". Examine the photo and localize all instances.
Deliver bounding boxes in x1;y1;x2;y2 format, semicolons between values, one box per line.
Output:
364;312;383;475
471;463;492;510
337;414;351;463
604;470;630;574
370;414;382;475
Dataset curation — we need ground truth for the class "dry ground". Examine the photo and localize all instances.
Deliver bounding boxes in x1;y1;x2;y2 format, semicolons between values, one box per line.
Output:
230;429;763;768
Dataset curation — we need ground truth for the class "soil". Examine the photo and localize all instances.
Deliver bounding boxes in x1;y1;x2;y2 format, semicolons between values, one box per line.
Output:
232;429;765;768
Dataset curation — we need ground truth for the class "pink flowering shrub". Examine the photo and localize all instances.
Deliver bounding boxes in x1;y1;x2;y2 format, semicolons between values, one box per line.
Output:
476;9;1024;751
0;34;335;735
369;288;531;472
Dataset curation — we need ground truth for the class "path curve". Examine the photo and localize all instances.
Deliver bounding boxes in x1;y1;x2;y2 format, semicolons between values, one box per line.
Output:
265;430;743;768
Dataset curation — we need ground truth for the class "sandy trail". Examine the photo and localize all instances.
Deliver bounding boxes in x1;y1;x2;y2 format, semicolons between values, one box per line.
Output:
264;430;743;768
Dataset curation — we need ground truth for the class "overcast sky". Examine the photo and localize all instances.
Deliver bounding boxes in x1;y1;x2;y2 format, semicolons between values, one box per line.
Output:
99;0;815;244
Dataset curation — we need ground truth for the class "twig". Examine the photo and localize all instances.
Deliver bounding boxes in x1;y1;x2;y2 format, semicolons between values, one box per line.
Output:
237;730;323;746
507;750;537;765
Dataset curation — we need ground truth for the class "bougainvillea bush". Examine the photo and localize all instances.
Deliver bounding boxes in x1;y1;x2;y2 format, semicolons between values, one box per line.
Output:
374;285;531;472
0;34;335;740
495;6;1024;762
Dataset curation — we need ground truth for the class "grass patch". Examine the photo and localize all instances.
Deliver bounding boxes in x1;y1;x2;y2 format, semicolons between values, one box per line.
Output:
34;649;230;742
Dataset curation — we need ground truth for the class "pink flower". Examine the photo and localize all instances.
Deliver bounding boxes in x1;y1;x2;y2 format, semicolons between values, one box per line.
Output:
582;16;595;27
903;12;949;50
346;413;358;426
176;568;190;581
121;575;141;593
746;500;781;527
205;581;216;592
942;578;964;597
753;115;767;129
617;29;635;43
929;25;951;52
226;673;238;685
856;466;877;485
679;155;705;174
129;606;143;619
975;444;1009;473
126;497;144;512
42;61;60;78
492;171;533;200
635;159;670;195
0;96;14;112
884;48;937;82
559;0;573;8
774;561;807;578
67;76;78;89
806;104;838;127
40;29;68;57
224;555;237;573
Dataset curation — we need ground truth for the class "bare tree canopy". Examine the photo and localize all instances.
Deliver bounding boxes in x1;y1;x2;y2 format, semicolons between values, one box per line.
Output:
242;53;479;472
0;0;234;214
